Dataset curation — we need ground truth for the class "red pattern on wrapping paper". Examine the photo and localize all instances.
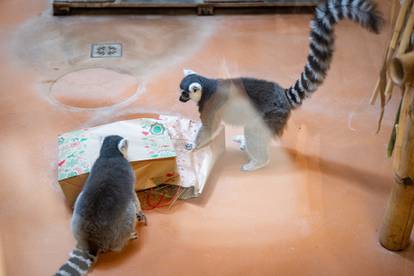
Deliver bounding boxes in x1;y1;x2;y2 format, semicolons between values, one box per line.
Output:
58;160;66;167
70;141;80;148
142;131;149;136
142;186;182;210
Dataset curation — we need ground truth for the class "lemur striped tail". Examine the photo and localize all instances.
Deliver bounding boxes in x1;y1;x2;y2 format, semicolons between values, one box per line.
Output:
55;249;97;276
285;0;383;108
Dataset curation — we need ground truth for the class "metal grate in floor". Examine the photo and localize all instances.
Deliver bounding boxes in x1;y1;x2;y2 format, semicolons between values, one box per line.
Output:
91;43;123;58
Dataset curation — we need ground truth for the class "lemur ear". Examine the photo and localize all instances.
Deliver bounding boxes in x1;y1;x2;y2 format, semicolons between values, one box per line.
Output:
117;138;128;156
183;69;197;76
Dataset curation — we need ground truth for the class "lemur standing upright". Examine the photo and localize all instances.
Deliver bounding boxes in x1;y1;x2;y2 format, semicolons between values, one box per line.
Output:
55;135;146;276
179;0;384;171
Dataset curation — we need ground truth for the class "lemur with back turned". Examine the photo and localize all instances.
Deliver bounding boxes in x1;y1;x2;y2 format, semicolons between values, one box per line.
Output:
179;0;384;171
55;135;146;276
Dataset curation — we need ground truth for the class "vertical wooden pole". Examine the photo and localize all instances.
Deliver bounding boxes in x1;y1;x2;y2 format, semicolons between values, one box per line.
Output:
380;53;414;251
379;169;414;250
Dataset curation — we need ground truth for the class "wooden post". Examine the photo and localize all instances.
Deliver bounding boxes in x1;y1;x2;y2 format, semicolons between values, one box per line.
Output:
379;166;414;251
380;52;414;251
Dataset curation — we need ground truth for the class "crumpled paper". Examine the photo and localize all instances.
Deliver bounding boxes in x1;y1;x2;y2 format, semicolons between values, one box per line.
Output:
159;115;225;199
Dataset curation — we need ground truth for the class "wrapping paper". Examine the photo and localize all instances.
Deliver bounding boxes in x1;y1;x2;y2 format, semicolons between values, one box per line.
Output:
57;116;225;206
159;115;225;199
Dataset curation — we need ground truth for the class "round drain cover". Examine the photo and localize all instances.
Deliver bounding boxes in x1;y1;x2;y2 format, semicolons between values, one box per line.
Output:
50;68;138;109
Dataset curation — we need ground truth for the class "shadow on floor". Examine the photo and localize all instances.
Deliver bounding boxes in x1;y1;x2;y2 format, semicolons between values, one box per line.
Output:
400;242;414;263
284;147;391;195
187;141;392;208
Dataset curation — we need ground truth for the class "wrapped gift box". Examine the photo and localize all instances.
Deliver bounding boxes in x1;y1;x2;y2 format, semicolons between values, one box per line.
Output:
57;118;178;206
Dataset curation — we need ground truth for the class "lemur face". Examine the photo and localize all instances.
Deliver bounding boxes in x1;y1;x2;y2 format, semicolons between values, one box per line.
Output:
179;69;202;103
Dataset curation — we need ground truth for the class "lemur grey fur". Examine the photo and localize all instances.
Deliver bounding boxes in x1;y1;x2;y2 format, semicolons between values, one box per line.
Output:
178;0;384;171
55;135;146;276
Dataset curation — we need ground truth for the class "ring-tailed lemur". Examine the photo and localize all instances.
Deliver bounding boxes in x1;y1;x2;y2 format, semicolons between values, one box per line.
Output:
55;135;146;276
179;0;383;171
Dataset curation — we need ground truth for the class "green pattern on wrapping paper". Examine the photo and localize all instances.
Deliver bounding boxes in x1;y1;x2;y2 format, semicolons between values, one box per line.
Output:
57;129;90;181
150;123;165;135
139;119;175;159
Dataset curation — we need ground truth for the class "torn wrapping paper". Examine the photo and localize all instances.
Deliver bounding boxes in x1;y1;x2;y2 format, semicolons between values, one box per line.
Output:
57;118;178;206
157;115;225;200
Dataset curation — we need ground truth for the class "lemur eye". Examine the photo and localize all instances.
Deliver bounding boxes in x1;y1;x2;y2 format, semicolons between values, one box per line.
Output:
189;82;202;93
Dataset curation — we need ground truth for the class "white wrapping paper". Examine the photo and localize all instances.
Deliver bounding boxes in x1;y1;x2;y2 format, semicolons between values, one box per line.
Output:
160;115;225;199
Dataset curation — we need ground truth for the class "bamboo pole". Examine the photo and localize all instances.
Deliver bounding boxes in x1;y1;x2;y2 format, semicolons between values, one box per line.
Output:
385;1;414;101
370;0;412;105
380;52;414;251
390;52;414;85
380;172;414;251
391;0;413;54
392;83;414;179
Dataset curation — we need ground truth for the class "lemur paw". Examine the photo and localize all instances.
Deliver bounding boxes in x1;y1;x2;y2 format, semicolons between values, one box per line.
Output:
232;135;246;151
241;159;269;172
136;211;147;226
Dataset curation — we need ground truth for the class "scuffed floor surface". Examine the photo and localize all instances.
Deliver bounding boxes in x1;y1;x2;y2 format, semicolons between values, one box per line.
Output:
0;0;413;275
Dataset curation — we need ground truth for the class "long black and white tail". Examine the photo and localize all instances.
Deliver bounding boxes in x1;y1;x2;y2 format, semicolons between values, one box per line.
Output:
55;249;97;276
285;0;384;108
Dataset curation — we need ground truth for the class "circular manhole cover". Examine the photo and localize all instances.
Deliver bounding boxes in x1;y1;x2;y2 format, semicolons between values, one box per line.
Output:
50;68;139;109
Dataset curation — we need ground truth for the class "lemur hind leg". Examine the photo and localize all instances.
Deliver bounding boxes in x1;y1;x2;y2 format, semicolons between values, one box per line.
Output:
241;122;271;172
134;192;147;225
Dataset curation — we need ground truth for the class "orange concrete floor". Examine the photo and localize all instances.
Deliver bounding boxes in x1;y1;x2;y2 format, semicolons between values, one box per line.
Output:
1;0;413;275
